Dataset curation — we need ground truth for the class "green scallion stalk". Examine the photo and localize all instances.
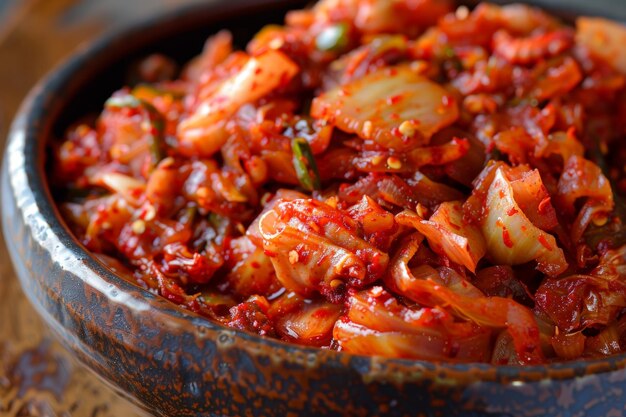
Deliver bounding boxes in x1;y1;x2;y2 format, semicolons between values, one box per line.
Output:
291;137;321;191
105;93;166;166
315;23;349;53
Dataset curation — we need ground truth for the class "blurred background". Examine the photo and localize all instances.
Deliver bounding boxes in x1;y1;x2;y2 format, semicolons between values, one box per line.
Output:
0;2;203;416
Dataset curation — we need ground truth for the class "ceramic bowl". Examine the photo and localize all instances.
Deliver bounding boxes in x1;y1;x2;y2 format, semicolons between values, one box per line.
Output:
3;1;626;416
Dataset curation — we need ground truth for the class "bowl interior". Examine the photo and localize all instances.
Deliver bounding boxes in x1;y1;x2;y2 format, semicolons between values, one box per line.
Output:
21;0;626;384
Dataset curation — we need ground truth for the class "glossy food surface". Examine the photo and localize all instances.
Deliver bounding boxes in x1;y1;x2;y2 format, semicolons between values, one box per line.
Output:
50;0;626;365
7;0;626;416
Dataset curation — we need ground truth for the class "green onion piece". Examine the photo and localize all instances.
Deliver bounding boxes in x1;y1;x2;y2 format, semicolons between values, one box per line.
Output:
443;45;456;58
315;23;349;53
182;205;198;226
145;111;166;164
441;45;463;72
105;94;141;109
291;137;321;191
105;93;166;166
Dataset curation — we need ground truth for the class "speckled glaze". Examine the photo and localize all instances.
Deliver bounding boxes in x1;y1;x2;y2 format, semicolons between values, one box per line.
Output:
3;1;626;416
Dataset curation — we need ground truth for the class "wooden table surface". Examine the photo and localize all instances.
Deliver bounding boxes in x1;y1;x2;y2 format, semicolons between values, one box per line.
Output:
0;1;201;416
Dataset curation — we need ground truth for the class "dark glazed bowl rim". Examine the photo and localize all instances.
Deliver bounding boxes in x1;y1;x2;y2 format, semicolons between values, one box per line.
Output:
5;0;626;387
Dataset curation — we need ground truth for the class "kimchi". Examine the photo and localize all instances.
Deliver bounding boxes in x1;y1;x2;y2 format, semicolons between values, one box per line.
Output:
51;0;626;365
